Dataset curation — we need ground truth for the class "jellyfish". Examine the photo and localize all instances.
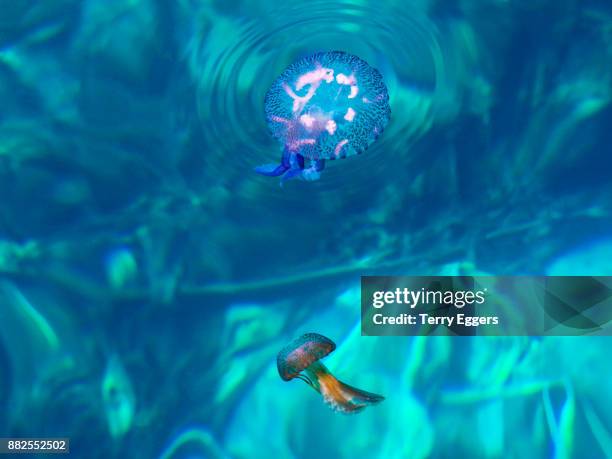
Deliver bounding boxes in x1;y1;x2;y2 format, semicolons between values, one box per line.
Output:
256;51;391;184
277;332;384;414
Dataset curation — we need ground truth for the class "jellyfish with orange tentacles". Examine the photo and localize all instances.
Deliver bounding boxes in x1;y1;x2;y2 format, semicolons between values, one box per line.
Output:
277;333;384;414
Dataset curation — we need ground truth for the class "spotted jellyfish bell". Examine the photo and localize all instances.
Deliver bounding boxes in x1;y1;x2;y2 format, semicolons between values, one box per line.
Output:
256;51;391;184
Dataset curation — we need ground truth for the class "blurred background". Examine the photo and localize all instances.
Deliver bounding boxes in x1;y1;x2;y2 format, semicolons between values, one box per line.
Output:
0;0;611;457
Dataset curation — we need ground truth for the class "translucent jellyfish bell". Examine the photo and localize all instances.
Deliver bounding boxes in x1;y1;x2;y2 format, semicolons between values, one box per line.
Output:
256;51;391;184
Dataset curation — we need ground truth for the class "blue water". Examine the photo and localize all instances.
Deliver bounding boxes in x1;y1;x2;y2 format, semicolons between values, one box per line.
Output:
1;0;611;458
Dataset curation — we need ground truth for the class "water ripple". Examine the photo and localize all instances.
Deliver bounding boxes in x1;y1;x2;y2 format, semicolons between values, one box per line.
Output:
189;1;448;201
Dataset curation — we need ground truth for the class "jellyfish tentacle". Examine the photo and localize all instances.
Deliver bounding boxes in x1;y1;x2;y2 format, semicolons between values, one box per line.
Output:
296;153;305;169
279;169;305;186
255;148;292;177
295;374;318;392
298;159;324;182
279;153;317;185
305;361;384;414
334;380;386;406
296;374;312;385
255;163;289;176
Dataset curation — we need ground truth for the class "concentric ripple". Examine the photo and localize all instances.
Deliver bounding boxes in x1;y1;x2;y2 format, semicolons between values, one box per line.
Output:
187;1;448;199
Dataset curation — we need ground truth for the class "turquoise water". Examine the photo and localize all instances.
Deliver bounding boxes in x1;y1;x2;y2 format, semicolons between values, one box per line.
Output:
1;0;611;458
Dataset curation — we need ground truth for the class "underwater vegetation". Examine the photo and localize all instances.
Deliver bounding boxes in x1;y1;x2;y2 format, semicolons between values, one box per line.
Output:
0;0;611;458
